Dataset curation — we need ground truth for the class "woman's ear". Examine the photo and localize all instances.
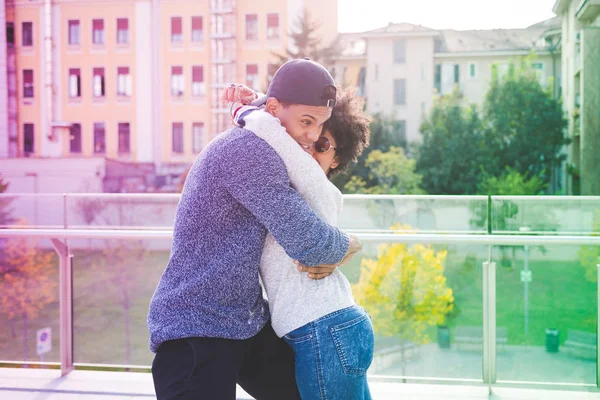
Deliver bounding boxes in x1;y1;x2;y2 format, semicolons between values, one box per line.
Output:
330;157;340;170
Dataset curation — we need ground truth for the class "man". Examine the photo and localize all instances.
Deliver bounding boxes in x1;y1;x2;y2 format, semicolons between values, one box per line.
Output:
148;59;362;400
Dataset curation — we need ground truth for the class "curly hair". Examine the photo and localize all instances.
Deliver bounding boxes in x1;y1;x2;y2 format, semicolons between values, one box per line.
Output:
324;87;371;177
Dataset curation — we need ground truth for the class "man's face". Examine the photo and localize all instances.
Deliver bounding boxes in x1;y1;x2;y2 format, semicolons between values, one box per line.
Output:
266;98;332;154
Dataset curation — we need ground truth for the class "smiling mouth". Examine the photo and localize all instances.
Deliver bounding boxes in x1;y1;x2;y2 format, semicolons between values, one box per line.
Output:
297;142;312;154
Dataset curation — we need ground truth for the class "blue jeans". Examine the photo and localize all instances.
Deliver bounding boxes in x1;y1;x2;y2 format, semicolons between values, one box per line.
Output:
283;305;374;400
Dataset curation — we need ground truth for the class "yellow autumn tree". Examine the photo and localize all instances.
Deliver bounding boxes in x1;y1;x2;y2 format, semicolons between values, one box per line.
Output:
352;224;454;345
0;221;57;359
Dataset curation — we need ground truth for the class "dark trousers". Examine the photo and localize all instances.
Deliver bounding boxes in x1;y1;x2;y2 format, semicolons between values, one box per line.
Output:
151;322;301;400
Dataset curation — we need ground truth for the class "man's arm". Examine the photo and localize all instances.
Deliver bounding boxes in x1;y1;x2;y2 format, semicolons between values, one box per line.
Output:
221;134;349;267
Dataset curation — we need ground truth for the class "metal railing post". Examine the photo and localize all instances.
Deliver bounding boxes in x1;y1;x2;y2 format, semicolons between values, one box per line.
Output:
482;254;497;389
597;263;600;388
51;238;73;376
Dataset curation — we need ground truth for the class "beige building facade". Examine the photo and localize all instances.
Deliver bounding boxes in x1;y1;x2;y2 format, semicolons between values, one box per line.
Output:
553;0;600;195
2;0;338;181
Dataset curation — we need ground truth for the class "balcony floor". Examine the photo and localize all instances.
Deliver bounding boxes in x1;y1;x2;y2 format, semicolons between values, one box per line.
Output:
1;368;599;400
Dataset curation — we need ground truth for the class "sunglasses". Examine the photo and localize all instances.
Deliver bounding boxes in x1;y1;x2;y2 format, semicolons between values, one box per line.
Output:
314;136;336;154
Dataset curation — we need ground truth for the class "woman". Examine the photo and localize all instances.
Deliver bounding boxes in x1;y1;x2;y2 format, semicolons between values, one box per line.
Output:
225;85;372;399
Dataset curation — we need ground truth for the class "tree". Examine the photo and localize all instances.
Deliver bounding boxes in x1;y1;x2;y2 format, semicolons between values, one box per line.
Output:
0;220;56;360
271;9;339;78
483;55;569;186
0;174;15;267
471;168;555;268
333;113;407;191
352;225;454;372
344;147;423;195
416;89;487;195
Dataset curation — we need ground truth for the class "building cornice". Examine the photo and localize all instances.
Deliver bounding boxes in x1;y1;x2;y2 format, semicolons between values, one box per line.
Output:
434;49;554;59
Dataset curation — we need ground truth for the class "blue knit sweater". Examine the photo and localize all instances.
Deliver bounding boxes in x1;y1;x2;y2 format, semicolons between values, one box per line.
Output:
147;127;350;353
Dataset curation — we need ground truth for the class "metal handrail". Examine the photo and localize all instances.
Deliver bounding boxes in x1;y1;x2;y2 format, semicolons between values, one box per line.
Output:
2;228;600;246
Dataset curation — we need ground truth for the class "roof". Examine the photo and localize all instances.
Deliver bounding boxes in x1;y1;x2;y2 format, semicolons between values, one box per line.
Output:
437;27;550;53
363;22;438;35
335;32;366;57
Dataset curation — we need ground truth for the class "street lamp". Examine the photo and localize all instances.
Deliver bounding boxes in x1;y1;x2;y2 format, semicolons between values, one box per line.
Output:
519;226;532;336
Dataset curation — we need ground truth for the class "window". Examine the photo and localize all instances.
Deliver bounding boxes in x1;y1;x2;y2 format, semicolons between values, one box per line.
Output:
454;64;460;84
23;69;34;98
117;18;129;44
267;63;278;84
68;20;80;45
171;66;184;97
245;14;258;41
7;22;15;45
23;123;34;154
246;64;259;90
393;120;407;142
434;64;441;92
393;79;406;105
172;123;184;154
22;22;33;47
191;66;205;97
532;62;544;86
69;123;82;153
92;19;104;45
469;63;477;79
93;123;106;153
171;17;182;43
393;39;406;64
266;13;279;40
191;16;203;42
117;67;132;96
192;122;206;153
118;123;130;154
69;68;81;98
93;68;105;97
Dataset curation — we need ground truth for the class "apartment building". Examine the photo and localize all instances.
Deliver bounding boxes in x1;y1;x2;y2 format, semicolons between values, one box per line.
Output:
332;21;561;144
2;0;338;183
553;0;600;195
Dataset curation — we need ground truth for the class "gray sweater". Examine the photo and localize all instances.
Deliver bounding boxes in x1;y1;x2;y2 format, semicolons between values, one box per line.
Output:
147;127;349;353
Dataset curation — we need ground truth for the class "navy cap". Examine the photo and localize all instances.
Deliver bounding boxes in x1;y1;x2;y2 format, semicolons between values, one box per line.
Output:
251;58;337;108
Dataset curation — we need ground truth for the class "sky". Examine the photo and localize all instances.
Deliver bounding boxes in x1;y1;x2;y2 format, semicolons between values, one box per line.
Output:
338;0;558;32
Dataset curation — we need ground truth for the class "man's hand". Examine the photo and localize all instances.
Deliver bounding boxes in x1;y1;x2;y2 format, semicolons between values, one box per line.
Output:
220;83;257;105
295;235;362;280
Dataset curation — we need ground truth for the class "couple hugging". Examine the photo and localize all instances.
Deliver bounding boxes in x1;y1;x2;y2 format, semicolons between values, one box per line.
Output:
148;58;374;400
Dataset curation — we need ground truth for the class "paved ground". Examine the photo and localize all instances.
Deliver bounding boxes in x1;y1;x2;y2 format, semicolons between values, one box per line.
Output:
1;368;599;400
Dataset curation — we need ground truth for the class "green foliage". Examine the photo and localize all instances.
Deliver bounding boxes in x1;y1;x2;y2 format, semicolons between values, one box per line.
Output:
483;55;569;185
333;112;408;191
416;89;487;195
579;211;600;283
477;168;547;196
353;225;454;344
344;147;424;195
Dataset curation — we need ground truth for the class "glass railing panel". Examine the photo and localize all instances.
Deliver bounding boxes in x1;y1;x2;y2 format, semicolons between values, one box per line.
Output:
490;196;600;235
72;237;171;365
65;194;180;230
351;239;485;381
494;244;597;385
0;236;60;363
340;195;489;234
0;193;65;229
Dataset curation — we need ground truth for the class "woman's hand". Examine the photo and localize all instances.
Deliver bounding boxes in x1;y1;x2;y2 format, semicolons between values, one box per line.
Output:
220;83;257;105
